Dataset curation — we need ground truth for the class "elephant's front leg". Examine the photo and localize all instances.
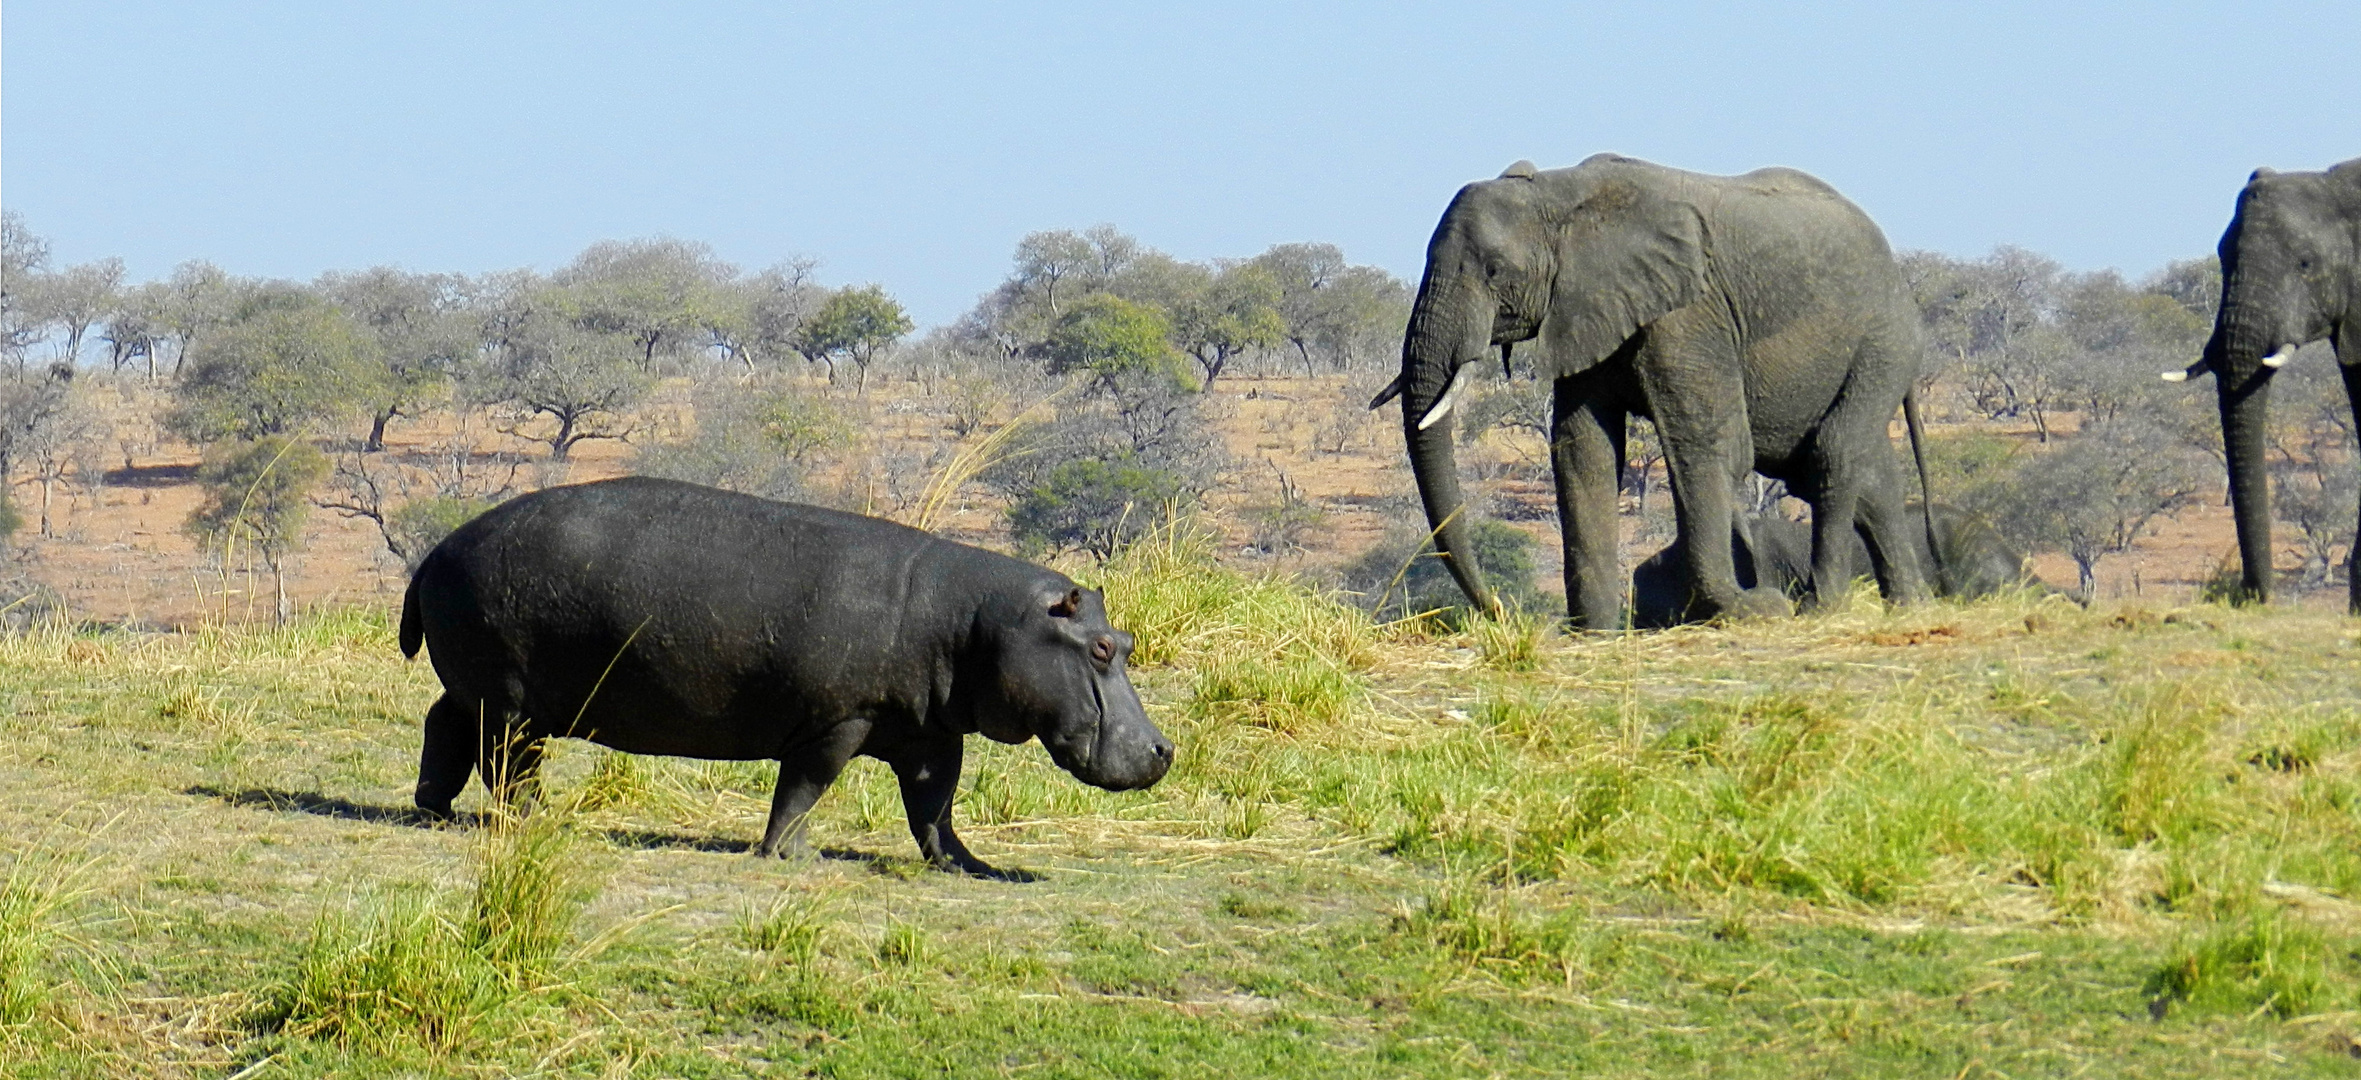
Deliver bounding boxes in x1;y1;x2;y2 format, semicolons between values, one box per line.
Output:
1550;373;1627;630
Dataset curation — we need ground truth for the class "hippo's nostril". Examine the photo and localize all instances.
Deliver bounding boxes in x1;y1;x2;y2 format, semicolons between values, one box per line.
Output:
1153;742;1173;762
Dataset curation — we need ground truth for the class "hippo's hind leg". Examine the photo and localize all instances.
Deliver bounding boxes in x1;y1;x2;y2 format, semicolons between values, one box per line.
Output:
756;721;871;860
414;693;478;818
468;679;545;814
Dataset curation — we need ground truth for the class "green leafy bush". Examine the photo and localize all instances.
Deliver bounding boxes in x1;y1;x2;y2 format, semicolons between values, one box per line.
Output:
1008;456;1190;559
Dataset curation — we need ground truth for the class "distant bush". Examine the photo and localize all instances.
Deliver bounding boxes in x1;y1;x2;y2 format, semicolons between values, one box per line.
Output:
630;380;814;502
1340;518;1545;623
992;370;1224;558
390;496;496;568
185;434;330;623
1008;457;1190;559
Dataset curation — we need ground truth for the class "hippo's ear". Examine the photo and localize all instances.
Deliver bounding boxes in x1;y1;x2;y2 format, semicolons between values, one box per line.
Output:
1047;587;1083;619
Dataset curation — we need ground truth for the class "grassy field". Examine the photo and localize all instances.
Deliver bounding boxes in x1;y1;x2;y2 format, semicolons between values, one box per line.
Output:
2;531;2359;1076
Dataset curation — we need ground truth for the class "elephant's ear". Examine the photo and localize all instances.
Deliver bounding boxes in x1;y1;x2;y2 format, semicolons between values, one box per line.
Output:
1539;179;1708;373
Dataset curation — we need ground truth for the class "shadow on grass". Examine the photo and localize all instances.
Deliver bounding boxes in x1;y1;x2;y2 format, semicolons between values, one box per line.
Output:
186;785;483;829
188;786;1041;879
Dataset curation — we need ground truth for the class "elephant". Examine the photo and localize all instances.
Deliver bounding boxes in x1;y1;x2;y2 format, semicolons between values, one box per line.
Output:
1630;504;2040;629
1373;155;1936;629
2165;158;2361;610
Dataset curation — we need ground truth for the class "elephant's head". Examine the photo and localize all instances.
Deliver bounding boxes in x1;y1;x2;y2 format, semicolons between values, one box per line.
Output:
1374;155;1707;613
2185;160;2361;603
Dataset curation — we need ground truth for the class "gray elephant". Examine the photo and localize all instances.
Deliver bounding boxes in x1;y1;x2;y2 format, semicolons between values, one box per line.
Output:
2165;158;2360;610
1630;505;2039;629
1373;155;1933;629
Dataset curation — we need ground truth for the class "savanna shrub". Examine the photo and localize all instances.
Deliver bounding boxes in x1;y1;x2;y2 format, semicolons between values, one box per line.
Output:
1340;518;1545;622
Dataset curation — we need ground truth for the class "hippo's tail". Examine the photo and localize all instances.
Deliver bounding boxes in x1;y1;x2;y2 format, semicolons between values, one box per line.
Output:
399;566;425;659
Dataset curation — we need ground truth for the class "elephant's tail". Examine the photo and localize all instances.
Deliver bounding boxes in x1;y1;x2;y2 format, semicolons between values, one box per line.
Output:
1903;387;1944;592
399;566;425;660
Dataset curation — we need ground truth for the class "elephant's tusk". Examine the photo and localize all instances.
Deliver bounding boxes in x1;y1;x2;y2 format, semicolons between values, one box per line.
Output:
1417;364;1475;431
2161;358;2209;382
1367;374;1405;410
2261;346;2296;368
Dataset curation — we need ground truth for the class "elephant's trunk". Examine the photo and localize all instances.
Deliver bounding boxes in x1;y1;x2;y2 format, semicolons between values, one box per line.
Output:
1399;280;1500;616
2209;316;2278;603
1404;402;1497;614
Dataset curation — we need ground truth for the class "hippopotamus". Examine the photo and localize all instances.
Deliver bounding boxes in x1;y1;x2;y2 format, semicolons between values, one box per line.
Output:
1631;504;2041;628
400;476;1173;878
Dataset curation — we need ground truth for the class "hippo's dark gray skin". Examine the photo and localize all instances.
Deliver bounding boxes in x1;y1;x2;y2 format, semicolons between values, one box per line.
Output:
1631;505;2038;629
400;476;1173;878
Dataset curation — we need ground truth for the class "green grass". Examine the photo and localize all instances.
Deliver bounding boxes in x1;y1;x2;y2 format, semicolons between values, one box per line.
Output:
0;568;2360;1074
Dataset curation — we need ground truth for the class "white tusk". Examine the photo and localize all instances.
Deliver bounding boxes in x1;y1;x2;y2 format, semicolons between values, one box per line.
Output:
2160;370;2189;382
1416;364;1475;431
2162;357;2208;382
2261;346;2295;368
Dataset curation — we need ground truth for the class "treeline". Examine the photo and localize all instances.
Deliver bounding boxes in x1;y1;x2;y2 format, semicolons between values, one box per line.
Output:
0;212;1415;618
1;207;2354;612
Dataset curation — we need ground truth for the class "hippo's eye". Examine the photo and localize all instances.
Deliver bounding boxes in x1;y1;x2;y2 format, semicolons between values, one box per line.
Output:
1091;638;1115;663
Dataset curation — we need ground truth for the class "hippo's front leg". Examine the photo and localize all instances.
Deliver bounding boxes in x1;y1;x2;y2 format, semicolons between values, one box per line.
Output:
757;720;871;859
891;736;1013;879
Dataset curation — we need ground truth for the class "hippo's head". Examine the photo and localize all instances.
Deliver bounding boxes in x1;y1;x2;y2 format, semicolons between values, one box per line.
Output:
976;582;1172;791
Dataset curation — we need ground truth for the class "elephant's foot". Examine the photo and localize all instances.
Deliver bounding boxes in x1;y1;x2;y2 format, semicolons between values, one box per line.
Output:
1696;586;1793;623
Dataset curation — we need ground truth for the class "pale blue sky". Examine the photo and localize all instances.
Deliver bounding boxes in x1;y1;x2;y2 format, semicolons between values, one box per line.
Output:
5;2;2356;325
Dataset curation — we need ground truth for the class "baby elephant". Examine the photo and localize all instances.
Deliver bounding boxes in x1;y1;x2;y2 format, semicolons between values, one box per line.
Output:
1631;505;2037;629
400;476;1173;878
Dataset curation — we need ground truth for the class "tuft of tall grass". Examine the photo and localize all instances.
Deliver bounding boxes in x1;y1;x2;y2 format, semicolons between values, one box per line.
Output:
272;802;599;1054
1466;605;1548;672
1087;518;1376;673
569;750;646;813
738;888;836;963
274;889;512;1055
1400;866;1596;987
1187;655;1359;733
2147;909;2354;1019
0;830;106;1032
466;807;598;978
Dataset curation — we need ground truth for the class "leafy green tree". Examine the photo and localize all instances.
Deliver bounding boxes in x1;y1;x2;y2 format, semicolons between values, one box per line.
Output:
551;238;738;370
318;267;477;450
0;212;51;365
632;378;811;501
713;260;824;371
1995;418;2209;599
474;288;652;462
101;281;171;375
387;496;495;569
1041;294;1190;387
1248;243;1412;373
165;285;380;443
30;258;124;364
791;285;914;390
1171;264;1285;386
185;435;330;624
154;260;244;375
